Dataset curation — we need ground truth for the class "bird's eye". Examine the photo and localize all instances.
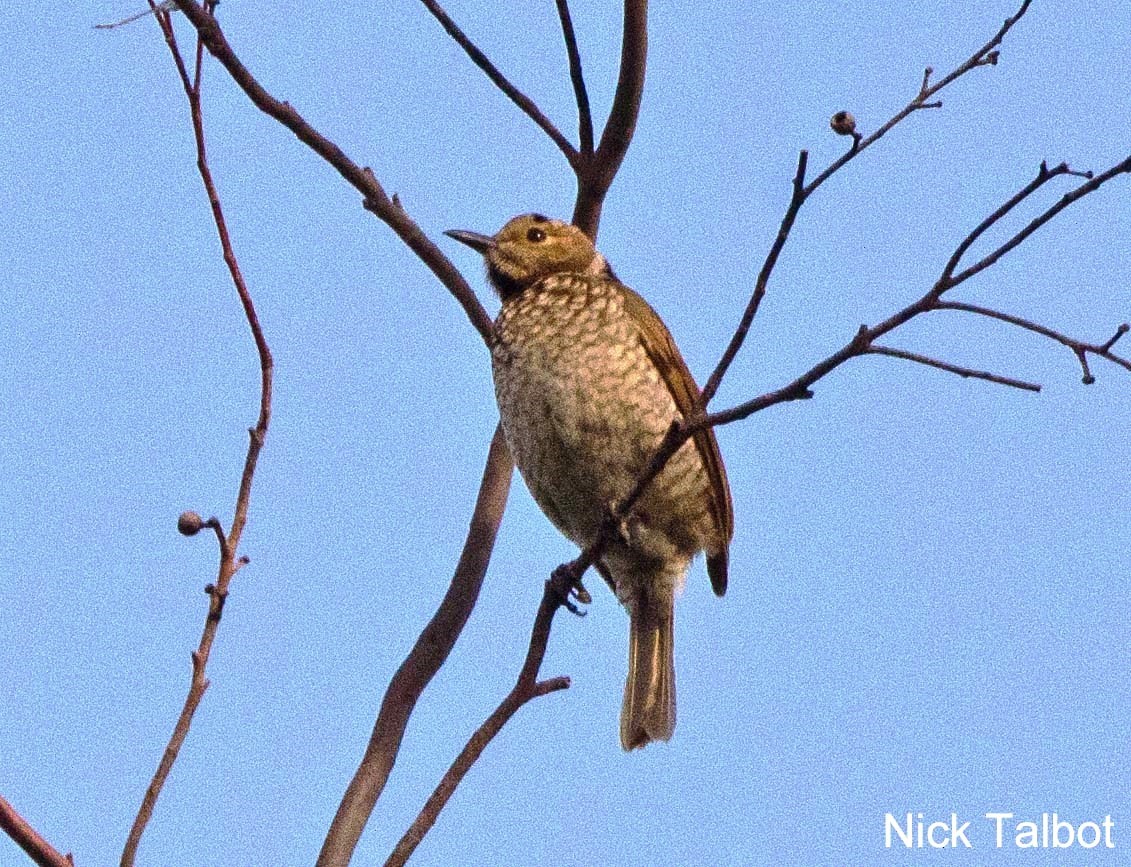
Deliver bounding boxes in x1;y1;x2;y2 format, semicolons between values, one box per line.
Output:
526;227;546;243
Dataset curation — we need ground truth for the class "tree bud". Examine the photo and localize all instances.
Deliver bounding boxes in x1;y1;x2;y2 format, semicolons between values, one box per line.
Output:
177;511;205;536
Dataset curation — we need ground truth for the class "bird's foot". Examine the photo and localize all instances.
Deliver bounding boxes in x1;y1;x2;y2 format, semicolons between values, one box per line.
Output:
550;561;590;616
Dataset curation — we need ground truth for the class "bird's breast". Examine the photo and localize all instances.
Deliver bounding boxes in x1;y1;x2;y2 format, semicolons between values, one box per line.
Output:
490;276;714;564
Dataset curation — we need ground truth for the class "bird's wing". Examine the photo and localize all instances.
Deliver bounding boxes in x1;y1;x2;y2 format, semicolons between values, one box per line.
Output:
618;284;734;596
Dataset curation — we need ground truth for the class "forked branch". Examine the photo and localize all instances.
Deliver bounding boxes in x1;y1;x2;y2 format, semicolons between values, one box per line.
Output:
804;0;1034;198
383;570;572;867
573;0;648;236
704;155;1131;432
704;0;1035;403
939;303;1131;384
120;5;273;866
316;426;514;867
417;0;645;238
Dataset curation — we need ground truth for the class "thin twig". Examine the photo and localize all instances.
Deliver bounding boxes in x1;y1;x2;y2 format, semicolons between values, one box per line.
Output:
121;6;272;865
384;574;572;867
938;302;1131;382
94;1;173;29
555;0;594;156
168;0;495;344
866;345;1041;391
946;156;1131;289
804;0;1034;199
703;0;1035;404
701;150;808;405
0;795;73;867
317;426;514;867
418;0;579;166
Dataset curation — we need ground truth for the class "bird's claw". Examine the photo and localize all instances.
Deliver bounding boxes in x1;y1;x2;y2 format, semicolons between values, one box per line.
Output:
550;563;589;616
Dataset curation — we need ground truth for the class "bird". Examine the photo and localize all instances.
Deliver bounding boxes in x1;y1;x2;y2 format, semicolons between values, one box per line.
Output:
445;214;733;750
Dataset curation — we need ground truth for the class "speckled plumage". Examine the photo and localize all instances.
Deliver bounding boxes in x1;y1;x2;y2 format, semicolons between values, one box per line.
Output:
492;275;719;575
446;214;733;750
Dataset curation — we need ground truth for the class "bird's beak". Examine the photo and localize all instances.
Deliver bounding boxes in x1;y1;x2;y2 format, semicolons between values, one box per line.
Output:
444;228;496;254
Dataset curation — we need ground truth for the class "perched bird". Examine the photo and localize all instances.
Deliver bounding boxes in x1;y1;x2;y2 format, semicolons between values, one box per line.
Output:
446;214;733;750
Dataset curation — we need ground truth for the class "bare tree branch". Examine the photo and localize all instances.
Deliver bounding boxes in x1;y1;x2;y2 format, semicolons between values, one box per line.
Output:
0;795;73;867
413;0;646;239
572;0;648;237
706;161;1131;430
865;345;1042;391
418;0;579;166
701;150;809;405
120;6;273;865
939;302;1131;383
804;0;1033;199
703;0;1035;405
945;158;1129;288
317;425;513;867
555;0;594;156
168;0;496;344
95;1;173;29
939;161;1076;286
385;571;573;867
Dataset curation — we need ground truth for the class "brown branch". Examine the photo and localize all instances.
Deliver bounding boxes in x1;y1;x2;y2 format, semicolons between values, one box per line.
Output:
938;161;1076;286
704;156;1131;429
572;0;648;237
121;6;272;866
168;0;495;344
946;156;1131;289
555;0;594;156
804;0;1033;199
938;302;1131;383
865;345;1041;392
0;795;73;867
703;1;1034;404
384;573;572;867
701;150;809;405
418;0;579;166
316;425;513;867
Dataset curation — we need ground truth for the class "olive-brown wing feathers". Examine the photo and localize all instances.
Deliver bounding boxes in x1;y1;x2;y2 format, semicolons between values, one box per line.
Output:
617;286;734;596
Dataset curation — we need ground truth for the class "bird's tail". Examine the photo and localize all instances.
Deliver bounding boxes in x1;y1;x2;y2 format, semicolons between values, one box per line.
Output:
620;590;676;750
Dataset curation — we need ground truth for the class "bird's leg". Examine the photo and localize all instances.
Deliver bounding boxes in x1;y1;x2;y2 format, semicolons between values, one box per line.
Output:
600;498;634;547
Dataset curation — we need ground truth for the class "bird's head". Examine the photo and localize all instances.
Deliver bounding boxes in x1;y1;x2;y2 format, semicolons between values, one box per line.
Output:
445;213;608;299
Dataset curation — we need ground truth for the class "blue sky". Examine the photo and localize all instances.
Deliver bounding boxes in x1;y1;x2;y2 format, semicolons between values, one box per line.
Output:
2;2;1129;865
